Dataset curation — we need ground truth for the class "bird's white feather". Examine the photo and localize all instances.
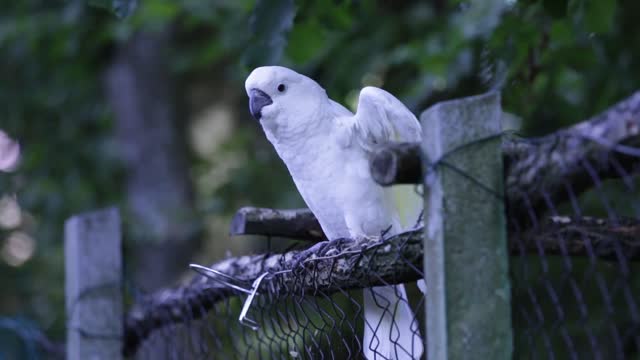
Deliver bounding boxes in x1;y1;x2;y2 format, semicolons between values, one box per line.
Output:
338;86;422;153
347;87;424;360
245;67;423;360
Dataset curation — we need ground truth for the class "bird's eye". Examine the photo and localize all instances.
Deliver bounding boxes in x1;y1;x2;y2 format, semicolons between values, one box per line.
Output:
277;84;286;93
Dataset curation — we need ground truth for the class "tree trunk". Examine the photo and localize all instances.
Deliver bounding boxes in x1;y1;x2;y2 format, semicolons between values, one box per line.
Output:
104;29;200;292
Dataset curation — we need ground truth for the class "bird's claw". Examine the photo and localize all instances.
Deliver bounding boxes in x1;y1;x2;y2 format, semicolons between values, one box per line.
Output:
290;228;392;272
353;234;382;246
291;238;351;271
291;241;327;271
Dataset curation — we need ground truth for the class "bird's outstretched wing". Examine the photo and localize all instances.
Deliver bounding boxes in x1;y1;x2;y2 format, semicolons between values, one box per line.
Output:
336;86;421;152
333;87;425;359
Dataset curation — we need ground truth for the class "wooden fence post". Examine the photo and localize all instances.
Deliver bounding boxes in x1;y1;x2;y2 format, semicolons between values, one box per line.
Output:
65;207;123;360
422;92;513;359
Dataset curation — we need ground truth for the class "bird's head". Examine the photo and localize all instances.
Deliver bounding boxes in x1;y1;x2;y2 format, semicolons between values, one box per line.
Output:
245;66;328;134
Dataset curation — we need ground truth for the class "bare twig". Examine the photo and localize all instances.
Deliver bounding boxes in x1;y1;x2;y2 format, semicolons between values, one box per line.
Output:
504;91;640;219
230;207;325;242
369;142;422;186
511;216;640;261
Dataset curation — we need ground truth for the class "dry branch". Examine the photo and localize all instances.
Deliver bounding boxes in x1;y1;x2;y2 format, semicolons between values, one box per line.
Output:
511;216;640;261
368;91;640;218
125;216;640;355
504;91;640;218
230;207;325;242
369;142;422;186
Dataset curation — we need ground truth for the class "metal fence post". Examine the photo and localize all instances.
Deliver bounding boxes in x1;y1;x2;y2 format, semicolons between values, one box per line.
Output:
421;92;512;359
65;207;123;360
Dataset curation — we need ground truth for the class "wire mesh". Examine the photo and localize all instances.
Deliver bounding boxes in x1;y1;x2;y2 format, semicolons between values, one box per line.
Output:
126;232;426;360
508;141;640;359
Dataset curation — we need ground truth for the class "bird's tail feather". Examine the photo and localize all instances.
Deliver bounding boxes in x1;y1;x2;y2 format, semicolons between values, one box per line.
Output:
362;184;425;359
363;285;424;359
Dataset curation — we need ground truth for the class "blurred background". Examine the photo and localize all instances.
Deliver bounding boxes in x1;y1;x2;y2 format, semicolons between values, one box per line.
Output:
1;0;639;357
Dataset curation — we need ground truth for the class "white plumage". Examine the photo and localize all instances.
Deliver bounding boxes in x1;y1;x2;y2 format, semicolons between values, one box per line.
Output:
245;66;423;359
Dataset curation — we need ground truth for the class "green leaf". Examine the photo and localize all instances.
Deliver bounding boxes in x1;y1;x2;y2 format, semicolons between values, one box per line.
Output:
243;0;296;68
285;20;327;65
550;19;574;45
583;0;617;33
543;0;568;19
87;0;111;10
87;0;138;19
452;0;508;39
144;1;179;21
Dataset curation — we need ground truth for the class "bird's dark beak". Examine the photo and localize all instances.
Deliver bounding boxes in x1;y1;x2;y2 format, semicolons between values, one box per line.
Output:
249;88;273;120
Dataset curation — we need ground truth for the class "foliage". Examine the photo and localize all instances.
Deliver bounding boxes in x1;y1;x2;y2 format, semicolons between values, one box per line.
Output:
89;0;138;18
0;0;638;356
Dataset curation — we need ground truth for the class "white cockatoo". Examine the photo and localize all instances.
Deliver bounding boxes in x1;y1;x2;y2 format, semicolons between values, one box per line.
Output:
245;66;423;359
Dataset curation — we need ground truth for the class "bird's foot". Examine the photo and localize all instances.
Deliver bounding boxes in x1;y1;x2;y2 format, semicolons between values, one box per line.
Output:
291;238;352;271
290;225;394;272
352;234;382;246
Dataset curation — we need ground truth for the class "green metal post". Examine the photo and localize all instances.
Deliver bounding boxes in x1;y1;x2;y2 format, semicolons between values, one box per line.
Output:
421;92;513;359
